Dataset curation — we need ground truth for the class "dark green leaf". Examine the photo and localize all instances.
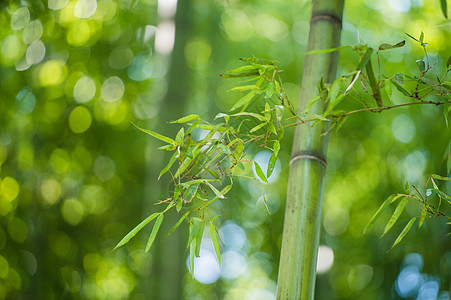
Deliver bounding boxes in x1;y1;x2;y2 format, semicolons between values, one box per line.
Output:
405;182;410;195
204;168;220;179
431;189;451;201
356;48;373;72
114;212;159;250
391;79;411;97
131;122;175;145
447;56;451;68
405;32;419;42
187;218;202;249
145;214;164;253
378;40;405;51
391;217;416;249
382;197;408;236
441;0;448;18
419;206;427;229
170;114;200;124
394;73;404;85
205;182;225;199
210;223;221;264
416;59;426;73
305;45;351;55
254;161;268;183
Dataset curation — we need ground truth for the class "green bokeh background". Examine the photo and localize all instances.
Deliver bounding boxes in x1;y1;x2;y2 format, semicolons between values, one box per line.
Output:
0;0;450;299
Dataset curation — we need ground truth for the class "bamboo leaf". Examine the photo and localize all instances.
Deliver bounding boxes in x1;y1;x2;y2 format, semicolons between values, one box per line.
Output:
231;112;266;121
240;57;278;65
114;212;160;250
167;212;189;236
419;206;427;229
187;218;202;248
158;151;178;179
222;65;259;74
170;114;200;124
447;56;451;69
233;140;244;162
210;223;221;264
273;140;280;156
254;161;268;183
204;168;220;179
391;217;416;249
382;197;408;237
416;59;426;73
132;122;175;145
195;222;205;257
230;91;255;111
267;153;277;178
405;32;419;42
205;181;225;199
189;235;196;275
268;123;277;135
186;119;201;134
229;85;259;92
305;45;351;55
444;96;449;127
365;56;383;107
431;174;451;181
250;122;267;133
158;144;177;151
363;194;394;235
184;179;218;185
175;127;185;146
145;214;164;253
391;79;411;97
378;40;406;51
431;189;451;201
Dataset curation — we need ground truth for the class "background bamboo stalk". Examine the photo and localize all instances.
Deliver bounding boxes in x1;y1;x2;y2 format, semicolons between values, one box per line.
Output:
276;1;344;299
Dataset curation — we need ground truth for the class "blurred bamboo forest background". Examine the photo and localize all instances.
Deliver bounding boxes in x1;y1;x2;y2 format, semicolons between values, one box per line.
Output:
0;0;450;299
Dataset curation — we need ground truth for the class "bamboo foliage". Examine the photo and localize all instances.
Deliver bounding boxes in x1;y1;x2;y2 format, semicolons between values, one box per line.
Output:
276;1;344;299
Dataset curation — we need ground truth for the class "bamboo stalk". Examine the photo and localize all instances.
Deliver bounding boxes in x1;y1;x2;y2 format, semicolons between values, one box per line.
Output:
276;1;344;299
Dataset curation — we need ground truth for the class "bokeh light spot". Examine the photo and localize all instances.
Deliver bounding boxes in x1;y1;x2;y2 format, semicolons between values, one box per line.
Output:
101;76;125;102
49;0;69;10
11;7;30;30
0;255;9;278
109;46;134;70
316;245;334;274
40;178;62;205
1;177;20;202
1;35;25;65
67;21;92;46
26;40;46;65
39;60;68;86
94;156;116;181
62;199;85;225
74;0;97;18
74;76;96;103
23;20;43;44
348;264;373;291
16;88;36;115
391;114;415;143
69;106;92;134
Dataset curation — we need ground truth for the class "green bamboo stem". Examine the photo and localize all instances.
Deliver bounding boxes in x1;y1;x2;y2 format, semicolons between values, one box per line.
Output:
276;1;344;299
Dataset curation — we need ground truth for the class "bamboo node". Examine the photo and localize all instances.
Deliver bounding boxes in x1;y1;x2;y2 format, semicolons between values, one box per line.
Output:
290;152;327;168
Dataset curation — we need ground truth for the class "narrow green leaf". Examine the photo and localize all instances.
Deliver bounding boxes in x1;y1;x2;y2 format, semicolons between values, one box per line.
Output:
419;206;427;229
305;45;351;55
158;144;177;151
145;214;164;253
233;140;244;162
306;112;329;121
114;212;160;250
170;114;200;124
174;156;193;178
267;153;277;178
231;112;266;121
204;168;220;179
419;31;424;43
384;79;393;97
273;140;280;156
268;123;277;135
444;96;449;127
304;96;320;112
378;40;406;51
195;222;205;257
132;122;175;145
184;179;218;185
210;223;221;264
205;182;225;199
158;151;178;179
446;56;451;68
229;85;259;92
254;161;268;183
240;57;278;65
175;127;185;146
405;182;410;195
382;197;409;236
365;56;383;107
363;194;394;235
167;212;189;236
222;65;258;74
431;174;451;181
405;32;419;42
187;218;202;248
394;73;405;85
189;235;196;275
391;79;411;97
391;217;416;249
230;91;255;111
431;189;451;201
250;122;267;133
186;119;201;134
356;48;373;72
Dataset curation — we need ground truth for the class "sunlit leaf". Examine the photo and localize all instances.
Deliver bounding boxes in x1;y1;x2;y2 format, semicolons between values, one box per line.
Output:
273;140;280;156
145;214;164;253
305;45;351;55
431;189;451;201
431;174;451;181
254;161;268;183
382;197;408;237
391;79;410;97
114;212;160;250
267;153;277;178
447;56;451;68
394;73;404;85
405;182;410;195
419;31;424;43
204;168;220;179
268;123;277;135
158;151;178;179
132;122;175;145
419;206;427;229
205;181;225;199
416;59;426;73
175;127;184;146
391;217;416;249
233;140;244;162
210;223;221;264
170;114;200;123
231;112;266;121
405;32;419;42
187;218;202;249
250;123;267;133
229;85;259;92
240;57;278;65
